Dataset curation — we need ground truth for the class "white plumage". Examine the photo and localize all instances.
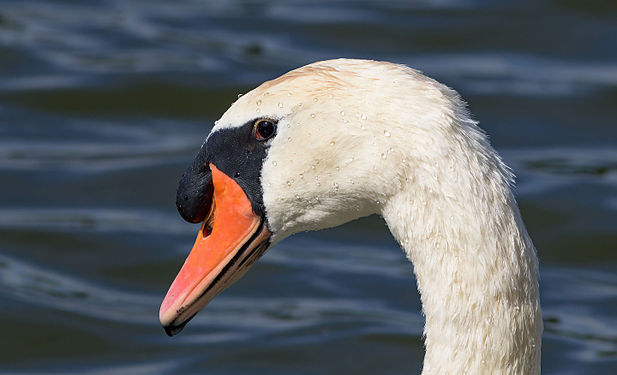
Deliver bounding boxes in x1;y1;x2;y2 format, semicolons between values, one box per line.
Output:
213;59;542;374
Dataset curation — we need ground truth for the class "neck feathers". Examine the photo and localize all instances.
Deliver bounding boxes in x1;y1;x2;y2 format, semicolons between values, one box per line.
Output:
381;117;542;374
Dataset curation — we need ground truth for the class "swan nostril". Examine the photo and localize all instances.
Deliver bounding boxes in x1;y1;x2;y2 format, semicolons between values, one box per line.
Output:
201;198;216;237
202;222;213;237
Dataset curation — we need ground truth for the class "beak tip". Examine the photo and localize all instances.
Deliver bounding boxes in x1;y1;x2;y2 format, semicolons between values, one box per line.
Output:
161;312;195;337
163;323;183;337
159;305;178;336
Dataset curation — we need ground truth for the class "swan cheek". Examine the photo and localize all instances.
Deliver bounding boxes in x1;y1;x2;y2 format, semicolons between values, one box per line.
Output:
159;164;271;336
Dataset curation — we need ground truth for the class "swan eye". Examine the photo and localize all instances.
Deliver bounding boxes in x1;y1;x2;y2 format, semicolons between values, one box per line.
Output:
254;119;277;141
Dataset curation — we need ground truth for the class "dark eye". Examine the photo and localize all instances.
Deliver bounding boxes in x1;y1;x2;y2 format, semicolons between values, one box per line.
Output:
254;119;277;141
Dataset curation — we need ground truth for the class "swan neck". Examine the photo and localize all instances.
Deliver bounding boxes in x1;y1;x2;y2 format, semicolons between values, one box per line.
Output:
381;159;542;374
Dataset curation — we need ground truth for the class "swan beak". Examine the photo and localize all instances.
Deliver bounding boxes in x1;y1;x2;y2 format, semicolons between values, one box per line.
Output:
159;164;271;336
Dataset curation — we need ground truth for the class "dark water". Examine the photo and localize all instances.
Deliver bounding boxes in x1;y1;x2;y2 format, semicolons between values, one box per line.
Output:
1;1;616;374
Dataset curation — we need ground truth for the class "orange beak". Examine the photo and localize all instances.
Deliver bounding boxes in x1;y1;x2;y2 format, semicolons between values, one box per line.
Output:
159;164;271;335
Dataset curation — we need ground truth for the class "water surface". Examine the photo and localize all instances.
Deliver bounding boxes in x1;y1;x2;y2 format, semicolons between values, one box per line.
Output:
1;1;616;374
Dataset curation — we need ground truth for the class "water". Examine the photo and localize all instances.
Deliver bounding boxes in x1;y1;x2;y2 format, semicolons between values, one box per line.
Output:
1;1;616;374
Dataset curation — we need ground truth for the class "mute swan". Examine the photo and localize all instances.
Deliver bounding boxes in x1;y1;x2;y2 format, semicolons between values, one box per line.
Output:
160;59;542;374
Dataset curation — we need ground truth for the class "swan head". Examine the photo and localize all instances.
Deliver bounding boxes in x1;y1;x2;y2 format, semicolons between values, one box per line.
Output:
159;58;475;335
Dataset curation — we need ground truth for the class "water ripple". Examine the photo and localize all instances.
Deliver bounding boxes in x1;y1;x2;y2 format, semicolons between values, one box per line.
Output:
406;54;617;97
0;254;158;324
542;267;617;361
0;207;188;234
0;119;204;172
1;1;615;98
0;360;184;375
502;147;617;194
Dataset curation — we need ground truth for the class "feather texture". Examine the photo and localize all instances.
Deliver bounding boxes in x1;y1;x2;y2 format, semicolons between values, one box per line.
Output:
213;59;542;374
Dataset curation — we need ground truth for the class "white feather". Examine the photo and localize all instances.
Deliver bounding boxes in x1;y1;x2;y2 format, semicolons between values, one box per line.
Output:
213;58;542;374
